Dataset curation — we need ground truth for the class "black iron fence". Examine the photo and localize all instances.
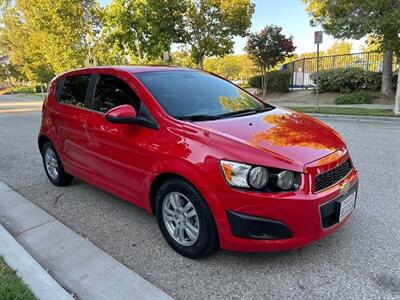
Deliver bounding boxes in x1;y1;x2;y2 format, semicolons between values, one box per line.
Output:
281;52;398;89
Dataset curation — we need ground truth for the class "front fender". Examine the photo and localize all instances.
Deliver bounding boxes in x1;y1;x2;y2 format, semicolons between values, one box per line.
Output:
145;156;226;223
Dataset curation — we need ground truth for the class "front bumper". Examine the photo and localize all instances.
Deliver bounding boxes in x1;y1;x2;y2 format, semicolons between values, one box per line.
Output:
203;163;359;252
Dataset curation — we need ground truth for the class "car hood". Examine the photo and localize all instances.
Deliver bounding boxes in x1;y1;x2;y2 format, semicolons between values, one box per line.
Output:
195;107;346;166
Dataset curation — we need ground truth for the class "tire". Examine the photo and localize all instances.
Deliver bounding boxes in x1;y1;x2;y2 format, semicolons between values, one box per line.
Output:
41;141;74;186
155;178;218;259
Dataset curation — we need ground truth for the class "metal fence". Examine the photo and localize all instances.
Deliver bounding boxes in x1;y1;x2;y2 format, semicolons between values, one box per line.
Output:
281;52;397;89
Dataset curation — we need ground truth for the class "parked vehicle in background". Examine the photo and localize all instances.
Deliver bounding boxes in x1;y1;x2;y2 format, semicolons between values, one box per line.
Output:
39;66;359;258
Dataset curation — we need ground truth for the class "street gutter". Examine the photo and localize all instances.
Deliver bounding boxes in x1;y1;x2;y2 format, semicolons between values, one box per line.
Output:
307;113;400;123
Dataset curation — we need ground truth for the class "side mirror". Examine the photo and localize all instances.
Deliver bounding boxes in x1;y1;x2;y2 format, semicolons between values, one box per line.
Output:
105;105;137;124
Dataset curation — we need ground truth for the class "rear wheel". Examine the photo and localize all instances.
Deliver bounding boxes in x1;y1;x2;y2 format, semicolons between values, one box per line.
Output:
155;178;218;258
41;141;73;186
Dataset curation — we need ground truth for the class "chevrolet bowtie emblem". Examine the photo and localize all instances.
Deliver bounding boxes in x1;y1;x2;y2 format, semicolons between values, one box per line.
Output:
339;181;350;194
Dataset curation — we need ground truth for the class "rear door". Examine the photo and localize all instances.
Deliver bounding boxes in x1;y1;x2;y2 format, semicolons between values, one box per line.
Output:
54;73;95;175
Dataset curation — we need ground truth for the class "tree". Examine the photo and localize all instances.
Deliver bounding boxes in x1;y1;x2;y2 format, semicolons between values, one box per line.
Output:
0;0;100;83
326;41;352;55
245;25;296;97
182;0;254;69
303;0;400;99
101;0;186;64
171;50;197;68
360;35;382;53
203;54;257;81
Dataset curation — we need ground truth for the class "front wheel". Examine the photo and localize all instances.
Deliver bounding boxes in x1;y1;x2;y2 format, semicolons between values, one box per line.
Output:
155;178;218;258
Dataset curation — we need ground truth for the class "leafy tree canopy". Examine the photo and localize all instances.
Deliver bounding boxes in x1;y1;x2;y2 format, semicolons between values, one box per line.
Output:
326;40;352;55
303;0;400;53
203;54;257;81
304;0;399;98
0;0;100;83
101;0;186;64
245;25;295;96
183;0;254;68
361;35;383;53
245;25;296;71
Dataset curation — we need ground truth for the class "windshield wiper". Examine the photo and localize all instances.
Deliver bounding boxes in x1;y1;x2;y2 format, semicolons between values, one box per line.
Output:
175;105;275;122
175;115;220;121
216;105;275;119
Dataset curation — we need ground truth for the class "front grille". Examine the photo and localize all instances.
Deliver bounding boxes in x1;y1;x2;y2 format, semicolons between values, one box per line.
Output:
315;159;352;192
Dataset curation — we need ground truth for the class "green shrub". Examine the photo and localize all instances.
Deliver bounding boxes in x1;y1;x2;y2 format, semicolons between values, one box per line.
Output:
334;92;377;104
12;85;46;93
248;70;291;93
310;67;380;93
12;86;36;93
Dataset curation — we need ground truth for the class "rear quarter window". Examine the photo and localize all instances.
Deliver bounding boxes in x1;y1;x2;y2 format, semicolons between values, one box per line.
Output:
59;74;90;107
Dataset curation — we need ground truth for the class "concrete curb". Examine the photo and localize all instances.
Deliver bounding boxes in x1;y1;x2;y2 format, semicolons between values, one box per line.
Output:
0;224;74;300
307;113;400;123
0;181;173;300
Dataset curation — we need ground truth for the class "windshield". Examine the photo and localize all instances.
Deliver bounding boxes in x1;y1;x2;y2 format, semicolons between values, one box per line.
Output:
135;71;273;120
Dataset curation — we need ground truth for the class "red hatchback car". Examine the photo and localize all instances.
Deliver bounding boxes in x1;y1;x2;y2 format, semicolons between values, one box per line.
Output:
39;66;359;258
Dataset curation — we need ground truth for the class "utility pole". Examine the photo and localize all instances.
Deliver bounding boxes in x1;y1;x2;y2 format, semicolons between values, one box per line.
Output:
314;31;323;110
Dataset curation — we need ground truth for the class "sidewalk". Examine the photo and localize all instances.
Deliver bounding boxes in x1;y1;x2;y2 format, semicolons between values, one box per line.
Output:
0;180;173;300
0;225;73;300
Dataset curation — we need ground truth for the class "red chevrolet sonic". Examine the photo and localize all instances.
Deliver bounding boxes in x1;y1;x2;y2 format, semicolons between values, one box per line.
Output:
39;66;358;258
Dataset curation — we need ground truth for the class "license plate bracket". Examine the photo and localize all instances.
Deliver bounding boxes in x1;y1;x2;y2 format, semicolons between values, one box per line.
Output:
337;191;357;222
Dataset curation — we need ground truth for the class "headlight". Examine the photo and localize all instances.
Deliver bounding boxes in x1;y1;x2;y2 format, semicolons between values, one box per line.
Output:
220;160;299;191
248;166;269;189
276;170;295;190
220;160;251;188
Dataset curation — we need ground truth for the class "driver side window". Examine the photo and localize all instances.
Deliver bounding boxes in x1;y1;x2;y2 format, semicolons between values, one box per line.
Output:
93;75;140;113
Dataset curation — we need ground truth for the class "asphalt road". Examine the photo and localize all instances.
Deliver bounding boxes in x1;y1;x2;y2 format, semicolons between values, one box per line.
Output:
1;95;399;299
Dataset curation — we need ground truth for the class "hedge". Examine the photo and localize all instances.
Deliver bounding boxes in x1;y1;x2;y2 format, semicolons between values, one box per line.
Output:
334;92;377;104
310;67;398;94
248;70;291;93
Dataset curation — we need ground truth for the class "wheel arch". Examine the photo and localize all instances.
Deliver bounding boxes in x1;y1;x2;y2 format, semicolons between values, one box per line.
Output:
38;134;51;152
149;173;189;215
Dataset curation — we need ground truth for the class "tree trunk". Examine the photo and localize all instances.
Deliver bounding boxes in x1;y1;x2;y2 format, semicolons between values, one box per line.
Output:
381;50;394;99
262;68;267;98
198;56;204;69
394;62;400;115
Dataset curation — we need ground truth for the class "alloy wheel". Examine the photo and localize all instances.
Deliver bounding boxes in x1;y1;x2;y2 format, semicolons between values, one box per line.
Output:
162;192;200;246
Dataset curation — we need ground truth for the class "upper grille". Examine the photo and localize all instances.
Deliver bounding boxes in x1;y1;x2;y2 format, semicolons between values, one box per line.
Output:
315;159;352;192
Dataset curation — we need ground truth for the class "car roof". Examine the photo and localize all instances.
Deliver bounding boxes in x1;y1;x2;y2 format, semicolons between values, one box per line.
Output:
64;65;198;75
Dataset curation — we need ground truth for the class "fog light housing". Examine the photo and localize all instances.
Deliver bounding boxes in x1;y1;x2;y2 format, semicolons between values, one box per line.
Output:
277;170;295;190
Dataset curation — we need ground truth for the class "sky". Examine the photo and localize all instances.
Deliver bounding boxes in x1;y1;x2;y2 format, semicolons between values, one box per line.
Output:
99;0;366;55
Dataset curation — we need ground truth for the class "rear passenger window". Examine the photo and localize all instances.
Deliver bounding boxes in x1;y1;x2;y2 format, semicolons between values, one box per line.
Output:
59;75;90;107
93;75;140;113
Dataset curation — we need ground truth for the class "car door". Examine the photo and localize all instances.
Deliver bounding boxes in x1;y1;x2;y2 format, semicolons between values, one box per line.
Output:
82;73;156;204
54;73;95;175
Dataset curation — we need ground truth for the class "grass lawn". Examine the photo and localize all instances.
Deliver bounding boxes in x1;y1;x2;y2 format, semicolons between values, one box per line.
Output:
0;257;36;300
286;106;399;118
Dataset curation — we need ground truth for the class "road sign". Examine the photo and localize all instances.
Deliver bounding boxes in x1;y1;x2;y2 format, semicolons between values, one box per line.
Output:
314;31;323;110
314;31;323;44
